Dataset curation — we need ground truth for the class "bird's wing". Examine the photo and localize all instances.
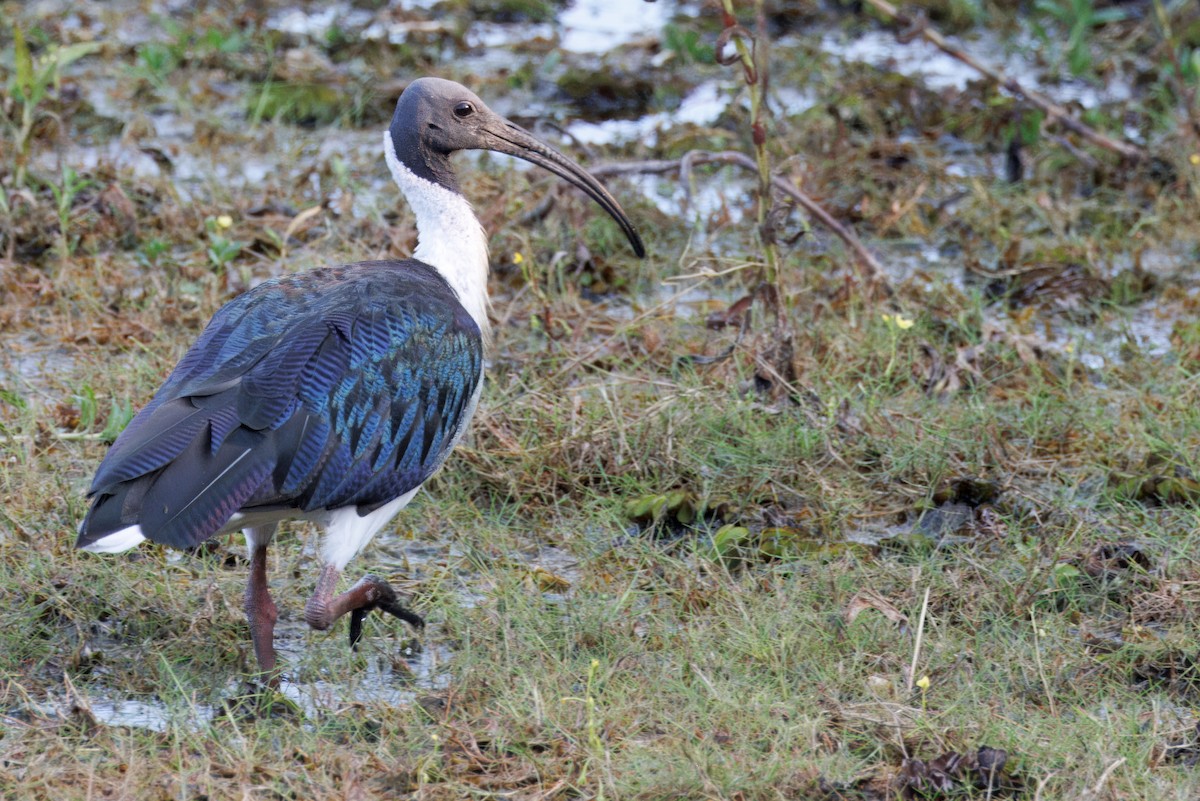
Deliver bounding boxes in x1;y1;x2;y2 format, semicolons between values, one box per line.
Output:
79;262;483;550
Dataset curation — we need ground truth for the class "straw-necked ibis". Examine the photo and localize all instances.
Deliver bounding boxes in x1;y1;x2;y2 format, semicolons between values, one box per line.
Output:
76;77;645;681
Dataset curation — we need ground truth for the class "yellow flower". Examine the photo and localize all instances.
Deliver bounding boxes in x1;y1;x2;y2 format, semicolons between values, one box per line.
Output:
512;251;524;264
1191;154;1200;166
894;314;914;330
216;214;233;229
916;675;931;691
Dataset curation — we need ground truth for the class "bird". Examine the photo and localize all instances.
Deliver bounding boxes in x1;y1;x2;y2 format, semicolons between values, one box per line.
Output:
76;76;645;682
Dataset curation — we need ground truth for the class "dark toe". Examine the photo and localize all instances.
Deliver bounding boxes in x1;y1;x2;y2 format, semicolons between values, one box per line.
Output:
345;579;424;650
379;598;425;629
348;608;368;650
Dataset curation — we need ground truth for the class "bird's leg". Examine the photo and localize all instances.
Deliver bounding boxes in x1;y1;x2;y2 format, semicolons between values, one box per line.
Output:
304;564;424;650
244;542;279;684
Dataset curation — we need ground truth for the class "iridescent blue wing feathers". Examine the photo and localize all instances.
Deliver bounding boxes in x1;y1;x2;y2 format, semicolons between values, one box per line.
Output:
77;260;483;550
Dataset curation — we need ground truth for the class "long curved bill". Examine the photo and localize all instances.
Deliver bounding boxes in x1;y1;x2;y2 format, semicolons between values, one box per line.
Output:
478;116;646;258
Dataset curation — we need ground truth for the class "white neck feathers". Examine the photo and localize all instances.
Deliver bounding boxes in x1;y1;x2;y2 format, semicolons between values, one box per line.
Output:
383;131;491;336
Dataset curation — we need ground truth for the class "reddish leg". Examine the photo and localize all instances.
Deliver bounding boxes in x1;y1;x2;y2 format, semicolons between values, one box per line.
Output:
304;564;424;649
244;542;280;684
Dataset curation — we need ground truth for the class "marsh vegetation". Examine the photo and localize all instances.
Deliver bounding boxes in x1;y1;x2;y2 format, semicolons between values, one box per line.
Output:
5;0;1200;797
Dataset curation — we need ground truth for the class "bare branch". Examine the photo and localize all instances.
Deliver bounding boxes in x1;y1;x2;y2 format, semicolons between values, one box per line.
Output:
860;0;1147;163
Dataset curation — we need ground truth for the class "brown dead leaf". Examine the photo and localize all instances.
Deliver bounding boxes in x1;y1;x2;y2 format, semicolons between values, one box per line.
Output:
526;567;570;593
98;183;137;231
52;402;81;431
1080;541;1150;578
974;322;1057;367
844;589;908;628
975;506;1008;539
921;342;983;399
639;322;664;355
705;294;753;330
898;746;1020;798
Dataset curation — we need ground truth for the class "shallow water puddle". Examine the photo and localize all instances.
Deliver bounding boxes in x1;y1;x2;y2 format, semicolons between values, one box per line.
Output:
267;3;379;39
3;333;77;390
568;80;728;146
558;0;671;54
87;695;216;732
74;535;460;732
626;170;752;231
819;27;1135;109
275;638;453;718
10;690;216;734
71;636;450;733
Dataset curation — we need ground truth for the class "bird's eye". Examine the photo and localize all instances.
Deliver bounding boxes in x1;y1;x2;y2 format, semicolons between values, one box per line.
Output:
453;102;475;118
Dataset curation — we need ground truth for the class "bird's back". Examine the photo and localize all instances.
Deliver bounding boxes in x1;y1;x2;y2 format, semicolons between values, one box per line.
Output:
78;260;484;551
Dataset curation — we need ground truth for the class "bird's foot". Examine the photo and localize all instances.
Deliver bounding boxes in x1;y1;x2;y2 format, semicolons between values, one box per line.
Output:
304;566;423;651
347;574;425;650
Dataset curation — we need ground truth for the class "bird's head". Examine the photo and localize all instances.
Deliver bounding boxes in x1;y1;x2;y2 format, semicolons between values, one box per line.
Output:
387;77;645;258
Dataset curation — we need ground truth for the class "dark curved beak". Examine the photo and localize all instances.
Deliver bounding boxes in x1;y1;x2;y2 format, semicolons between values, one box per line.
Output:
479;115;646;258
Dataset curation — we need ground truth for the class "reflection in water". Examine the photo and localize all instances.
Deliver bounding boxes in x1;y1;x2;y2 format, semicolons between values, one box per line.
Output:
81;635;451;732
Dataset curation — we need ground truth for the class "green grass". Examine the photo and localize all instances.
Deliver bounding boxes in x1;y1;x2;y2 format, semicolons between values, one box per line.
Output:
10;313;1200;797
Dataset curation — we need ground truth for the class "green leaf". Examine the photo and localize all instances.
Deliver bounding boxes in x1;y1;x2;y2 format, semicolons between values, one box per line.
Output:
647;494;669;520
76;385;97;431
0;388;27;410
1090;7;1129;24
100;400;134;443
1052;563;1083;583
711;524;751;555
54;41;102;72
1068;42;1092;77
1033;0;1064;21
13;25;34;100
625;495;659;521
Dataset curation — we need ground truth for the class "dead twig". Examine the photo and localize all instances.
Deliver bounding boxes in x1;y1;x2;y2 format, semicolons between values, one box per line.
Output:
1091;757;1125;798
860;0;1147;163
592;151;886;283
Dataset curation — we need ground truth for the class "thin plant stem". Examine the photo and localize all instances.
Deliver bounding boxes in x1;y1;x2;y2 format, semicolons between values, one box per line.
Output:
718;0;779;288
